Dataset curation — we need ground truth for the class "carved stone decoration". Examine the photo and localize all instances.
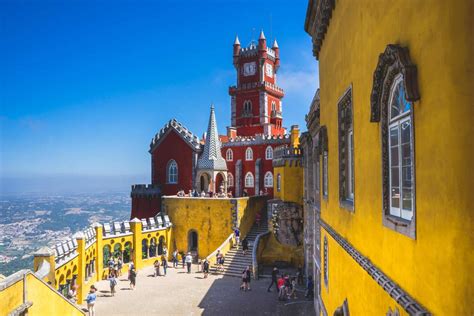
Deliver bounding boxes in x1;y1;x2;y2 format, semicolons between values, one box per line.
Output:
271;202;304;247
337;88;353;208
370;44;420;122
304;0;336;59
320;125;328;154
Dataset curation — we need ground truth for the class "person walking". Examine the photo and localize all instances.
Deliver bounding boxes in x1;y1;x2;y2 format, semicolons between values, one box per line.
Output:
234;228;240;248
242;238;249;256
277;275;286;301
154;260;161;277
108;272;117;297
172;250;178;268
162;255;168;276
305;275;314;299
181;251;186;269
129;268;137;290
245;266;252;291
185;252;193;273
290;277;297;299
85;285;97;316
117;258;123;277
203;259;209;278
297;265;304;285
267;266;280;292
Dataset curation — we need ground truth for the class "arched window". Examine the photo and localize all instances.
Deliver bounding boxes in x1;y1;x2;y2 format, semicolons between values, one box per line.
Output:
265;146;273;160
245;147;253;161
167;160;178;184
277;173;282;192
387;75;414;221
226;149;233;161
142;239;148;259
243;100;252;115
271;101;276;112
228;173;234;187
103;245;111;266
264;172;273;188
245;172;254;188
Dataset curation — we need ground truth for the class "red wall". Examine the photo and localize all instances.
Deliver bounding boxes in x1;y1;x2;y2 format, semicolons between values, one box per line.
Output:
152;130;196;195
130;195;161;220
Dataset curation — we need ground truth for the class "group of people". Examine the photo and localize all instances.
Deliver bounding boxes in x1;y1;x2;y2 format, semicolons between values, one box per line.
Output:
240;265;252;291
107;256;123;277
153;255;168;277
267;266;313;301
215;250;226;272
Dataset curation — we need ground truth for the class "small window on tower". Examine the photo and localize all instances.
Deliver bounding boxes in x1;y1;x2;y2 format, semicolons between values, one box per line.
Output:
226;149;233;161
265;146;273;160
245;147;253;161
243;101;252;117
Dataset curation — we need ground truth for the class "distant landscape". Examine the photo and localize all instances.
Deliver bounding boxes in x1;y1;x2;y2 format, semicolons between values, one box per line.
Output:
0;192;131;276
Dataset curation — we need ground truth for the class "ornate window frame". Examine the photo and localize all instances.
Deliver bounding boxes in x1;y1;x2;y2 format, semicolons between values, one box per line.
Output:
264;172;273;188
167;160;178;184
244;172;254;188
276;173;281;192
227;173;234;187
226;148;233;161
265;146;273;160
323;235;328;288
245;147;253;161
337;87;355;211
320;126;329;199
371;44;419;239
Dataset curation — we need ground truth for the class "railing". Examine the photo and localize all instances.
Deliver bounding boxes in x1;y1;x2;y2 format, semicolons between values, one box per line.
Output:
252;231;270;280
273;145;303;159
271;110;282;118
206;233;235;266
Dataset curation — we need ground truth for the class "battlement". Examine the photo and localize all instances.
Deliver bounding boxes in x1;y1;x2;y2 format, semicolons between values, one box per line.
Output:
149;118;201;153
222;133;290;147
273;145;303;167
131;184;161;197
229;81;284;96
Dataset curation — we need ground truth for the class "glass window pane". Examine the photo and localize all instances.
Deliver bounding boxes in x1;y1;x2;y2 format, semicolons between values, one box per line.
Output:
390;187;400;215
390;126;399;146
401;120;411;144
402;188;412;211
391;85;401;118
391;147;399;166
391;167;399;187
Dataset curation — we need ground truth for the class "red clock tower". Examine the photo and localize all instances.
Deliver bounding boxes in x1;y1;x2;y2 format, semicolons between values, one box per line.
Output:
228;30;285;138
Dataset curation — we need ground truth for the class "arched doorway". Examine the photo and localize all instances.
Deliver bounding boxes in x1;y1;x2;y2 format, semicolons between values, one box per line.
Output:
188;230;198;259
158;236;165;256
200;173;211;193
215;173;225;194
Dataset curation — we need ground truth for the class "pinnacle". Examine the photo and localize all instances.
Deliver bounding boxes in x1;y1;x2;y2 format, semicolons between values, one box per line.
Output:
259;30;266;40
234;35;240;45
273;39;279;48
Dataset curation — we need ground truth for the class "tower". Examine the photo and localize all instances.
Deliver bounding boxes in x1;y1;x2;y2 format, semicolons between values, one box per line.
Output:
229;31;285;138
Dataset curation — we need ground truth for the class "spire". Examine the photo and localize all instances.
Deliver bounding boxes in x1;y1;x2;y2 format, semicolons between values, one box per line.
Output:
234;35;240;45
197;105;227;171
259;30;266;40
273;39;279;48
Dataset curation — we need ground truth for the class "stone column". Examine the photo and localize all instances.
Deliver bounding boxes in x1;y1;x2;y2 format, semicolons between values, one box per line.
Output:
130;218;143;270
93;222;103;281
33;247;55;286
74;232;86;304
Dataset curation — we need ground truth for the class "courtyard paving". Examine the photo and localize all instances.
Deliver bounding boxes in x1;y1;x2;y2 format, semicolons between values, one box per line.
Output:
80;264;315;316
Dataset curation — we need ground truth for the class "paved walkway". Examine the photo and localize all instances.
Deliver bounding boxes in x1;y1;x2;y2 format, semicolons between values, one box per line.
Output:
81;264;314;316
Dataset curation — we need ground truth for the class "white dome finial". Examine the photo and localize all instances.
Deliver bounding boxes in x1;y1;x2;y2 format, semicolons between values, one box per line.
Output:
259;30;266;40
273;39;279;48
234;35;240;45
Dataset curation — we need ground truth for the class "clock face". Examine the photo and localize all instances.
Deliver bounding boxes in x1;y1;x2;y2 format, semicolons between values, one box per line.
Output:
243;62;256;76
265;63;273;77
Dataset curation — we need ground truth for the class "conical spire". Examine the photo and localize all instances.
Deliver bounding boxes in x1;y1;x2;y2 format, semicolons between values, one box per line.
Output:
273;39;279;48
197;105;227;171
259;30;266;40
234;35;240;45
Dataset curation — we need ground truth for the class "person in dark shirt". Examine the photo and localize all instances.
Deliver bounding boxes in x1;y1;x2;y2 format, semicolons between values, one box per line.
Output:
305;275;314;299
267;266;280;292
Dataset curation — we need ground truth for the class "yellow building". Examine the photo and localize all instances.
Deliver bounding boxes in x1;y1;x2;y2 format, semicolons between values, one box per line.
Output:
303;0;473;315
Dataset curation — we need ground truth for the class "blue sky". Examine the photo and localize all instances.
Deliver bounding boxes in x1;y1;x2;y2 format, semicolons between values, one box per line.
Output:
0;0;319;193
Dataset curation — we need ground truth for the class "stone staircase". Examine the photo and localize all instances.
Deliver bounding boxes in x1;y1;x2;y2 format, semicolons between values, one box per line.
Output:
211;222;268;278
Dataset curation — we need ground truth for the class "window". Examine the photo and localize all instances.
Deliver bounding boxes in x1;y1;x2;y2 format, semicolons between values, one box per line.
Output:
245;147;253;161
271;101;276;111
371;44;419;239
167;160;178;184
264;172;273;188
226;149;233;161
265;146;273;160
338;88;354;209
277;173;281;192
323;151;328;198
245;172;254;188
388;75;414;221
243;100;252;116
228;173;234;187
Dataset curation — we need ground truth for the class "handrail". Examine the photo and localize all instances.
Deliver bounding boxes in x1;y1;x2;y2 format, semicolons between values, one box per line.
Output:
206;233;235;266
252;231;270;280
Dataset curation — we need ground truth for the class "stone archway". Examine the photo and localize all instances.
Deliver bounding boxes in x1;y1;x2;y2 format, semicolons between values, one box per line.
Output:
199;173;211;193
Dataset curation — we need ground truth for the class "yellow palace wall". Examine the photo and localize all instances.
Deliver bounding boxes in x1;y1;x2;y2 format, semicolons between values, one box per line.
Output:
273;161;303;204
314;0;473;315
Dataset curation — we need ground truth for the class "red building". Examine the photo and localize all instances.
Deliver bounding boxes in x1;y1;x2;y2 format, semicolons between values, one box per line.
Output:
130;31;293;219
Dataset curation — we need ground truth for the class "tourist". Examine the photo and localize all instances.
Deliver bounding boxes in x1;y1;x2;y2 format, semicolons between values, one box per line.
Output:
129;268;137;290
215;250;221;264
113;259;119;277
305;275;314;299
284;274;291;299
203;259;209;278
243;189;249;197
277;275;286;300
200;191;206;197
162;255;168;276
117;257;123;276
290;277;297;299
85;285;97;316
197;258;202;273
108;272;117;297
219;254;225;272
163;245;168;257
234;228;240;248
172;250;179;268
154;259;161;277
245;265;252;291
181;251;186;268
108;257;114;275
240;268;247;291
297;266;304;285
267;266;279;292
129;261;134;271
185;252;193;273
242;238;249;256
67;284;78;303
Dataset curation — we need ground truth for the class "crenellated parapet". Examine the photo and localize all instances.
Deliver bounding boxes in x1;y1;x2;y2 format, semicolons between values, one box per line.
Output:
222;133;290;147
273;145;303;168
130;184;161;198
